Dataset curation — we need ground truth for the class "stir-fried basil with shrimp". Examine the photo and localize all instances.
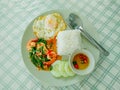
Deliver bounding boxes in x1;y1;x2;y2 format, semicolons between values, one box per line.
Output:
26;38;58;70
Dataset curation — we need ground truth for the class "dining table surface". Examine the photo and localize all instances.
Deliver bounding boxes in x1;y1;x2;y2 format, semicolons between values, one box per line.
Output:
0;0;120;90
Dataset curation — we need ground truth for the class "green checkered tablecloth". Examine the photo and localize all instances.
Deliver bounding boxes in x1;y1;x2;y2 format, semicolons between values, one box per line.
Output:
0;0;120;90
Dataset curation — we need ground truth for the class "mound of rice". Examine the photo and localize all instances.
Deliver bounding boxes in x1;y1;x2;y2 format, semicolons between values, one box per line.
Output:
57;30;82;55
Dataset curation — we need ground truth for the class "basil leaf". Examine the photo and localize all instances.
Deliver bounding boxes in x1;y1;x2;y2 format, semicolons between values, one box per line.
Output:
34;55;44;69
39;61;44;69
41;46;44;54
45;57;50;62
39;46;44;55
37;38;47;45
31;55;38;67
32;47;36;54
29;52;33;58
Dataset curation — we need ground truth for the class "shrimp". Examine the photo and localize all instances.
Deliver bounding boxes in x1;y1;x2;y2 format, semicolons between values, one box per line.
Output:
26;38;38;51
43;51;57;65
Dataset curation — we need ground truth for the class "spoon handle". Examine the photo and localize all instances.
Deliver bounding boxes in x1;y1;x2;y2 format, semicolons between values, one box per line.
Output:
78;26;109;56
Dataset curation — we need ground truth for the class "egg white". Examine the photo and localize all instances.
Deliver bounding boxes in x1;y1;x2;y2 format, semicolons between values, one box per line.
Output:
33;13;66;39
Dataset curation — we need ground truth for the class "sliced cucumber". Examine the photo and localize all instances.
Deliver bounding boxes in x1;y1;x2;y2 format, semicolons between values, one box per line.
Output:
51;60;75;77
59;61;68;77
65;62;75;76
50;60;61;77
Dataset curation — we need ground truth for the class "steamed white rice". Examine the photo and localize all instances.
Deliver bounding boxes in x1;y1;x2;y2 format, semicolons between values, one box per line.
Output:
57;30;82;55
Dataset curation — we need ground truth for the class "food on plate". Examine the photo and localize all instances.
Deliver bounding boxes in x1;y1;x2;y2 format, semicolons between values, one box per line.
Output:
33;13;66;39
57;30;82;55
26;37;62;71
50;60;75;77
26;12;90;78
73;53;89;70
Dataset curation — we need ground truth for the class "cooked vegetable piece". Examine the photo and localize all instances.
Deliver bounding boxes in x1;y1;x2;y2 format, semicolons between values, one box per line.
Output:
27;38;60;71
37;38;47;45
30;54;38;67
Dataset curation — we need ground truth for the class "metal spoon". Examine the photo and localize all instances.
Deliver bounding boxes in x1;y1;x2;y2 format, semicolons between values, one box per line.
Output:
68;13;109;56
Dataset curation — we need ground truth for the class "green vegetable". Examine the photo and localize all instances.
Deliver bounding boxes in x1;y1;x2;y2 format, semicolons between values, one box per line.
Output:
50;66;53;71
31;47;36;54
73;61;77;65
40;46;44;54
37;38;47;45
34;55;44;69
45;57;50;62
39;61;44;69
41;57;45;62
29;52;33;58
30;54;38;67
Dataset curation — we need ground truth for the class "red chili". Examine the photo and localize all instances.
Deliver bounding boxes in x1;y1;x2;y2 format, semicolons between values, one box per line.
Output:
79;55;82;58
47;50;52;54
74;64;79;69
83;56;87;60
84;59;87;64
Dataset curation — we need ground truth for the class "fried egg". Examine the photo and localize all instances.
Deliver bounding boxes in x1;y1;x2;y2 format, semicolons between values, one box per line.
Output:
33;13;66;39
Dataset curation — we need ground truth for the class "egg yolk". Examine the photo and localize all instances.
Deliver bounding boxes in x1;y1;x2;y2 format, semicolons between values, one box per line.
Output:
45;15;58;30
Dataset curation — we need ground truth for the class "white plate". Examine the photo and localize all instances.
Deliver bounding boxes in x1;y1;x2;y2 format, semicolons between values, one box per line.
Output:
21;9;100;86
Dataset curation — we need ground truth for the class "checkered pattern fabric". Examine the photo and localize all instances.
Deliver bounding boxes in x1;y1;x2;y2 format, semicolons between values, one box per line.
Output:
0;0;120;90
